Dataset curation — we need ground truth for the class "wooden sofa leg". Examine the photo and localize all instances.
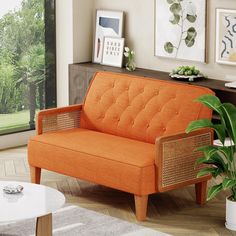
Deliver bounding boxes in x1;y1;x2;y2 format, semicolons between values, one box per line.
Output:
195;180;208;205
30;166;41;184
134;195;148;221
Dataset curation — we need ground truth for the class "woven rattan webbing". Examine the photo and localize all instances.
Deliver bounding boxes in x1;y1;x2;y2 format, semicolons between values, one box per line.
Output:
161;132;211;188
42;110;81;133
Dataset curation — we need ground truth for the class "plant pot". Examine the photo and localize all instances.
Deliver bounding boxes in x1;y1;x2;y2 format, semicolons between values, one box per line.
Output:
226;197;236;231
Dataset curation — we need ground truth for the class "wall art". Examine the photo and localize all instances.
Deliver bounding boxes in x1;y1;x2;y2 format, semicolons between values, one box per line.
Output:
93;10;124;63
155;0;207;63
216;9;236;66
101;37;125;67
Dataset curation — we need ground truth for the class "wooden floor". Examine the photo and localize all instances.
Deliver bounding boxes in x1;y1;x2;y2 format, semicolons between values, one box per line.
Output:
0;146;235;236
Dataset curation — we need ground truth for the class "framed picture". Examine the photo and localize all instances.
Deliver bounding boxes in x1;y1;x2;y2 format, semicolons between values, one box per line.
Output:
102;37;125;67
155;0;207;63
216;9;236;66
93;10;124;64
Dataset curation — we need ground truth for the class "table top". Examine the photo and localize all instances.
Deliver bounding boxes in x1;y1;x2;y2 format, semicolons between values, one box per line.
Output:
0;181;65;222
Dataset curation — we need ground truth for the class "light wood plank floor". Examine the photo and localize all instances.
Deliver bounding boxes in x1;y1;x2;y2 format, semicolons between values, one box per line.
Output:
0;146;235;236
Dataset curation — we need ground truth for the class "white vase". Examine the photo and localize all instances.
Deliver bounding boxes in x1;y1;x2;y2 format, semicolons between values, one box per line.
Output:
226;197;236;231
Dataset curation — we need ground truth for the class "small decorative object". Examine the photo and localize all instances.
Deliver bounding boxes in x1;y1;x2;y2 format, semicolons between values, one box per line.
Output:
155;0;207;62
3;184;24;194
216;9;236;66
101;37;125;67
124;47;136;71
93;10;124;64
186;95;236;231
170;65;205;82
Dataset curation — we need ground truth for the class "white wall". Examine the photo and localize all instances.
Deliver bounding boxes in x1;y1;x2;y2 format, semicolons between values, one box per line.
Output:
56;0;95;107
73;0;94;63
56;0;74;107
93;0;236;81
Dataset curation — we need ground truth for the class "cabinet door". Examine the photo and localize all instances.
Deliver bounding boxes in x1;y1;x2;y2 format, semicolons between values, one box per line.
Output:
69;67;87;105
86;67;98;89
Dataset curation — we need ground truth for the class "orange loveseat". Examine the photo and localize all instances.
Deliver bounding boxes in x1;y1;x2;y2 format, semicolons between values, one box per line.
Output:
28;71;213;220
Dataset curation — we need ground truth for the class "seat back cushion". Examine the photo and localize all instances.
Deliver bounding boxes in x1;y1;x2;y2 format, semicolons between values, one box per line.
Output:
80;71;214;144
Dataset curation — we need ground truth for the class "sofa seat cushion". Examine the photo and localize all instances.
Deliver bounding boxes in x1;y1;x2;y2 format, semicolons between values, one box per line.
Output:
28;128;156;195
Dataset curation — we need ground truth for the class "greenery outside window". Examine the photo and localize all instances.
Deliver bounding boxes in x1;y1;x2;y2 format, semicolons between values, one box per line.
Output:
0;0;56;135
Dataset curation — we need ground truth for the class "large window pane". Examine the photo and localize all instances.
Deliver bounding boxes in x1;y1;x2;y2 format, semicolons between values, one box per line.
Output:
0;0;56;135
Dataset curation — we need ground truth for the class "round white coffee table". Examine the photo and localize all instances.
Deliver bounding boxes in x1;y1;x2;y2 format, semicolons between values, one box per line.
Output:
0;181;65;236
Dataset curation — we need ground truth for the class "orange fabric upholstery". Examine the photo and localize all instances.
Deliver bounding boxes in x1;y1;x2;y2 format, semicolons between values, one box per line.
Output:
81;72;213;143
28;71;214;219
28;128;156;195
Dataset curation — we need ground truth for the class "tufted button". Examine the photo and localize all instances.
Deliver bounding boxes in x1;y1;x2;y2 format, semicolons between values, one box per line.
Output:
175;111;179;115
126;87;129;90
146;124;150;128
155;91;159;95
162;127;166;131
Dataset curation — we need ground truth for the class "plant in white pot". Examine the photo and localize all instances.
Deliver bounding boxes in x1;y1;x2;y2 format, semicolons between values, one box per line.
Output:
186;94;236;231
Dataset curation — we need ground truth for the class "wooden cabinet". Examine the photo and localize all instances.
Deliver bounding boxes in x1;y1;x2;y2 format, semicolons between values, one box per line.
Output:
69;63;236;122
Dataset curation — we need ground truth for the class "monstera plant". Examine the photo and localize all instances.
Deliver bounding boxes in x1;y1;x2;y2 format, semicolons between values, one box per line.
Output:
164;0;198;58
186;94;236;231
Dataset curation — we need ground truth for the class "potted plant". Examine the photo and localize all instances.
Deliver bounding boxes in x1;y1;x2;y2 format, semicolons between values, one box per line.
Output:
186;94;236;231
124;47;136;72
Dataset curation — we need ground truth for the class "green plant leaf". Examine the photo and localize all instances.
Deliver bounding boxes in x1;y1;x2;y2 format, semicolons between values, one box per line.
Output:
197;167;222;178
185;27;197;47
195;94;222;114
197;145;232;163
186;119;212;133
170;3;182;14
196;151;228;172
222;178;236;190
213;124;226;145
186;120;225;145
197;145;219;158
187;27;197;38
167;0;175;4
219;103;236;146
164;42;174;54
218;146;234;162
207;184;223;201
169;14;180;24
185;36;195;47
187;14;197;23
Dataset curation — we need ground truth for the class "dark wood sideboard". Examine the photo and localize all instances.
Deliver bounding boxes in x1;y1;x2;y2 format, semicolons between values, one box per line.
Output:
69;62;236;122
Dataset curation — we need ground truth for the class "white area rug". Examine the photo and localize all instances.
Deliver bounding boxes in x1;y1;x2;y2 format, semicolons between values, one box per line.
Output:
0;205;170;236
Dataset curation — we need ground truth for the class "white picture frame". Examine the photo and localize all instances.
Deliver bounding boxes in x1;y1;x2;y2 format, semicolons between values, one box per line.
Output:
155;0;207;63
216;8;236;66
101;37;125;68
93;10;124;64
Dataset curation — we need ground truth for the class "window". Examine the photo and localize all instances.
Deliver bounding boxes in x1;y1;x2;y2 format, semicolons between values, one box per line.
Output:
0;0;56;135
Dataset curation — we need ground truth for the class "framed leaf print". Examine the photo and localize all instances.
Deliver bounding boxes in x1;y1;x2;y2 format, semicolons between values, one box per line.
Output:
155;0;207;63
216;9;236;66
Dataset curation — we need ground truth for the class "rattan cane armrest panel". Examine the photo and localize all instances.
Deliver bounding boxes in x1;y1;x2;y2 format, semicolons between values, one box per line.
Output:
36;104;83;134
155;129;213;192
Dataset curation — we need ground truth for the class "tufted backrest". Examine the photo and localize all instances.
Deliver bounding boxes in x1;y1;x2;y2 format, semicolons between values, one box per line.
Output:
80;72;214;144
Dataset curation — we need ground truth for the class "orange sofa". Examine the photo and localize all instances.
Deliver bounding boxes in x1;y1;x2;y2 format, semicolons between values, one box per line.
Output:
28;71;213;220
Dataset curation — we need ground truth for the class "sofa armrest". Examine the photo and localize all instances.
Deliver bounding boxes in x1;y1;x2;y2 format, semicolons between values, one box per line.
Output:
155;129;213;192
36;104;83;135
